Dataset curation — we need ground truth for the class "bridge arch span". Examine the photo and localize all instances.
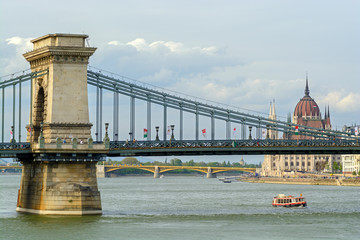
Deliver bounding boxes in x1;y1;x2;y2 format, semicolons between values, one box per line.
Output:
103;165;256;178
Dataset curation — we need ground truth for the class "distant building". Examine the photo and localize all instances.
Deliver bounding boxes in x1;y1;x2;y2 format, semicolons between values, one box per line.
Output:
240;157;245;166
284;75;331;140
342;155;360;175
261;76;341;177
342;125;359;137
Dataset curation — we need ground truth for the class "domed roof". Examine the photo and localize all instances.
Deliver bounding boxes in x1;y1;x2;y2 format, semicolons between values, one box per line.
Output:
294;77;320;118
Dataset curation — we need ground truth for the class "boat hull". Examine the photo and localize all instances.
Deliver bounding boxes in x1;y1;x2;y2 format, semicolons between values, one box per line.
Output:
272;203;307;208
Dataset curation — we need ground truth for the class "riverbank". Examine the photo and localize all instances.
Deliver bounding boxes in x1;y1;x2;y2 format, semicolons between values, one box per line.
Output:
239;177;360;186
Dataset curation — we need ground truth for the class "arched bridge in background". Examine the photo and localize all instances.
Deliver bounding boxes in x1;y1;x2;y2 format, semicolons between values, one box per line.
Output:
101;165;256;178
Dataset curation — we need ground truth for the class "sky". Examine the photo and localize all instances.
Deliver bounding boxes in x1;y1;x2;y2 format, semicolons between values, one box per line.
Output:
0;0;359;163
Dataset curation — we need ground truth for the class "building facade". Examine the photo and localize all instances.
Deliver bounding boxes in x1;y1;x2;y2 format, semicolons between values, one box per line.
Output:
261;77;341;177
342;155;360;175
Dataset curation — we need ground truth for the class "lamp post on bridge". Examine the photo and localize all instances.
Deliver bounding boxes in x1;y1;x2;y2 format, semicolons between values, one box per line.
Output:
104;123;109;139
10;126;15;143
170;125;175;141
155;126;159;141
248;126;252;140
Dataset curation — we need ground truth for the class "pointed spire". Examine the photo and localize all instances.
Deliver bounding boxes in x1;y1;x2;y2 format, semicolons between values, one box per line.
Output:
305;72;310;96
269;101;272;117
272;99;276;118
328;105;330;118
324;105;327;119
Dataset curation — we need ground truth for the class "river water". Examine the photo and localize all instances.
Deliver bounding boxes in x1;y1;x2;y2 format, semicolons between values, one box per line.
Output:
1;175;359;240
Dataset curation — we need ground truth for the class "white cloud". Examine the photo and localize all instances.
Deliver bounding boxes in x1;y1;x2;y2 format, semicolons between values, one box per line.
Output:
110;38;218;55
319;91;360;113
1;37;33;75
108;41;120;46
6;36;32;52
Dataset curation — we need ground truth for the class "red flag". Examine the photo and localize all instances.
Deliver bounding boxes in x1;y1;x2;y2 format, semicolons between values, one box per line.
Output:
201;129;206;138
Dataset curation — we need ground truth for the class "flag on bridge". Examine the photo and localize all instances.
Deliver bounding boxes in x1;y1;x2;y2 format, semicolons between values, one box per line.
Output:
10;129;13;140
202;128;207;138
355;127;358;136
295;125;299;135
167;126;171;135
262;129;266;139
143;128;148;138
233;127;237;136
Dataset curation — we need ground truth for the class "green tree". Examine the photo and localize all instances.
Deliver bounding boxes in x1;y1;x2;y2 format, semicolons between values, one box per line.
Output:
170;158;182;166
121;157;140;165
232;162;241;167
153;161;164;166
332;161;340;172
352;171;357;176
187;159;195;166
208;162;220;167
196;161;207;167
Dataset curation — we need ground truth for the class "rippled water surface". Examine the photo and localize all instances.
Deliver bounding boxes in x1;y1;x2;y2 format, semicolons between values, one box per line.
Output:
1;175;359;240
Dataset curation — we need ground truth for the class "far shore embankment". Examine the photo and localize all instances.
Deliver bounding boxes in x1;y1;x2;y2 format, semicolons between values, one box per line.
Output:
240;177;360;187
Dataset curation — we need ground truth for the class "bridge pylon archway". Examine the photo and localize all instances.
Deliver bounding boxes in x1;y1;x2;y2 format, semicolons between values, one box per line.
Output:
17;34;103;215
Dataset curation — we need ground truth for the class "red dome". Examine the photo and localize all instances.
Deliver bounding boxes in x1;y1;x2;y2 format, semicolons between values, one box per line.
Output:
294;95;320;118
294;77;321;118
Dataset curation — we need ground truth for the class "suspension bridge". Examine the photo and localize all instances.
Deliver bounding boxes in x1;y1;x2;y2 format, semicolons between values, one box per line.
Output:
1;33;358;215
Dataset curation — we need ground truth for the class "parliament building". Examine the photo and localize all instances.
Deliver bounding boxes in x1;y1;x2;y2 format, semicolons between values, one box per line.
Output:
261;77;341;177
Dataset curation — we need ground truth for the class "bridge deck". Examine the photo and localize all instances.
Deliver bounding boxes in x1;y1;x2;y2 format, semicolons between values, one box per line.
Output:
0;139;359;158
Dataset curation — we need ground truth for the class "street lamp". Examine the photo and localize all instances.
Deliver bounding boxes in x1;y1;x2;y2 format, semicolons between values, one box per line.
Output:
10;126;15;143
155;126;159;141
104;123;109;140
170;125;175;141
129;132;133;141
248;126;252;140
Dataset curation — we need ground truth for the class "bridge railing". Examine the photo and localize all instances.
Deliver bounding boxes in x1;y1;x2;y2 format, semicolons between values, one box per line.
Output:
0;142;31;150
109;139;360;149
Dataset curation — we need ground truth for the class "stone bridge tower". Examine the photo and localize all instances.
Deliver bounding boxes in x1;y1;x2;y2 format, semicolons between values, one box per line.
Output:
17;34;105;215
23;33;96;143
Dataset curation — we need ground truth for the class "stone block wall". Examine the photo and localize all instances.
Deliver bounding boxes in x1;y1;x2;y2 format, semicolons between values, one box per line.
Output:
17;161;102;215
